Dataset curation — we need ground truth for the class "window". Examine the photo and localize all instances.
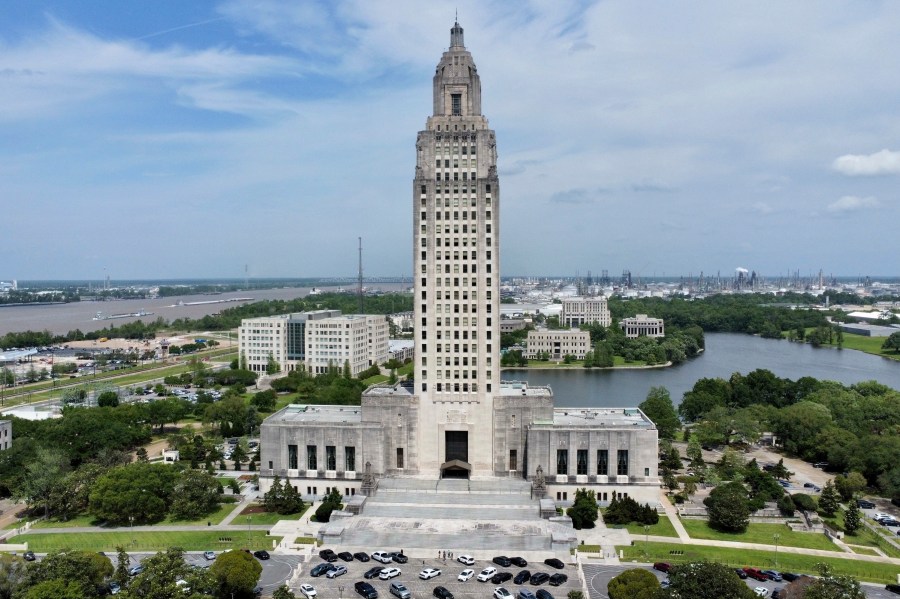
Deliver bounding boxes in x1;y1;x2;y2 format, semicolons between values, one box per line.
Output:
597;450;608;476
396;447;405;469
556;449;568;475
288;445;298;469
577;449;588;475
617;450;629;476
326;446;336;470
509;449;517;471
307;445;317;470
452;94;461;116
345;447;356;472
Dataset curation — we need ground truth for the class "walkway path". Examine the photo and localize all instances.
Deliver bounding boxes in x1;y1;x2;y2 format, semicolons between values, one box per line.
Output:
657;491;690;542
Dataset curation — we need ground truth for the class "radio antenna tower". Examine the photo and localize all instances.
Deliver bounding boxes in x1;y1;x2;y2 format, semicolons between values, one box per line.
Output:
357;237;364;313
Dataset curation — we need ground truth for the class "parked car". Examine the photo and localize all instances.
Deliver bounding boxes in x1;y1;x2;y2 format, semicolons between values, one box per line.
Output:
320;549;339;562
493;588;513;599
457;555;475;566
857;500;876;509
885;583;900;595
478;567;498;582
300;584;317;599
420;568;442;580
514;571;531;585
203;551;216;561
326;565;348;579
23;551;36;562
458;569;475;582
433;587;453;599
108;582;121;595
372;552;393;564
754;587;769;597
530;573;550;585
390;583;411;599
379;568;402;580
510;557;528;567
493;556;512;567
781;573;801;582
761;570;782;582
813;462;829;469
355;582;378;599
544;558;565;570
364;566;385;579
253;550;270;560
492;572;513;584
390;552;409;564
535;590;554;599
743;568;769;582
734;569;748;579
128;564;144;576
339;552;355;562
518;589;536;599
311;563;336;577
653;563;672;573
354;552;371;562
548;573;568;586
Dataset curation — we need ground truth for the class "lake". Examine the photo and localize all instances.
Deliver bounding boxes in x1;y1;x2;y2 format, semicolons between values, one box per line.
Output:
508;333;900;408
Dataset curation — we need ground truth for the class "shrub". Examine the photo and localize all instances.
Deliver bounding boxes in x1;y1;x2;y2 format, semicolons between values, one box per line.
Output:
792;493;817;512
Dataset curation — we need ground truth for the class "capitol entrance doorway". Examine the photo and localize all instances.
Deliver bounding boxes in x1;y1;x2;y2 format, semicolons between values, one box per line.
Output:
441;431;470;479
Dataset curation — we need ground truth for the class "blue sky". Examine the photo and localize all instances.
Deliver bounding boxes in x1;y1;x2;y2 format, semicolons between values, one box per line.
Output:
2;1;899;280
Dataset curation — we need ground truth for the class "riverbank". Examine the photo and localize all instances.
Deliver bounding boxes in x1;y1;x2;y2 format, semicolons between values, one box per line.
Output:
504;360;673;371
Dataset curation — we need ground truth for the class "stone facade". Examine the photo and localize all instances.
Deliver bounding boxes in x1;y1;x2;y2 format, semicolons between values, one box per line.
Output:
0;420;10;451
561;296;611;328
525;329;591;360
620;314;665;338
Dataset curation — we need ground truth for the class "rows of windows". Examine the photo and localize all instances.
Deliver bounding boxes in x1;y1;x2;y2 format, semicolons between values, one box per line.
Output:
288;444;356;472
555;449;630;476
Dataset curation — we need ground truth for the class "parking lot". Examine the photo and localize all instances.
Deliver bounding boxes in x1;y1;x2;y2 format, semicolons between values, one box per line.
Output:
299;553;581;599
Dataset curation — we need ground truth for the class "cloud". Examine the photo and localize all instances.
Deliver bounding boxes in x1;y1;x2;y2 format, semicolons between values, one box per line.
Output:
832;149;900;176
549;189;594;204
826;195;880;214
751;202;774;214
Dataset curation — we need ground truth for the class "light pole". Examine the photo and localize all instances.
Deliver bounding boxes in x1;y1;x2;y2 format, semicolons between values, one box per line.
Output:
129;515;135;547
773;533;780;568
644;524;650;544
247;515;251;549
339;585;345;599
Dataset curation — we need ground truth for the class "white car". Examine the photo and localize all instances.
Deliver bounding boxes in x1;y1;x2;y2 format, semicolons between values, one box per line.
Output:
203;551;216;560
457;555;475;566
477;567;497;582
494;588;513;599
300;585;317;599
373;551;393;564
754;588;768;597
420;568;442;580
380;568;402;580
458;569;475;582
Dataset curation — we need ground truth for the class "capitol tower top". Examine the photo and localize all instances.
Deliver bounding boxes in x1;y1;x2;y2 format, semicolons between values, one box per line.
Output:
432;21;483;118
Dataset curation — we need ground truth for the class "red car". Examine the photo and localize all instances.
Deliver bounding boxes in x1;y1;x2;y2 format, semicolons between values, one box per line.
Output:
653;562;672;573
743;568;768;582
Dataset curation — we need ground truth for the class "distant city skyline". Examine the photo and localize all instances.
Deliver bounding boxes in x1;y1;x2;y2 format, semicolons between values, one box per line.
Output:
3;1;899;279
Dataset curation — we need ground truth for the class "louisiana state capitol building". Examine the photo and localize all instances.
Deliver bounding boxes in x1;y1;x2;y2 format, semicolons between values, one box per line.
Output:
260;22;659;505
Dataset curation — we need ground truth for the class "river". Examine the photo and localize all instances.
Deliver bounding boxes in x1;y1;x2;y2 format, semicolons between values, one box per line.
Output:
509;333;900;408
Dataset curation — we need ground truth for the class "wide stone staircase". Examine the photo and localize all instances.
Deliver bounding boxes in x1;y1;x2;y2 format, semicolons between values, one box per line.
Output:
329;477;576;552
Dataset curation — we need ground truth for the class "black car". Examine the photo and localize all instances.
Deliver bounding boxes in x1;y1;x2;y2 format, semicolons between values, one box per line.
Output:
253;550;270;560
320;549;339;562
514;571;532;585
734;568;748;579
886;583;900;595
543;558;564;570
548;574;567;587
857;500;876;509
389;552;408;564
354;552;371;562
510;557;527;567
493;556;512;567
492;572;513;584
23;551;36;562
536;591;554;599
433;586;454;599
530;573;550;585
781;573;801;582
365;566;385;579
311;563;336;577
339;552;354;562
356;582;379;599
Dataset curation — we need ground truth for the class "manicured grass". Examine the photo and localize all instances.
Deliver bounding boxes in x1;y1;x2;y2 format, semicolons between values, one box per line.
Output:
848;546;881;556
681;519;838;551
31;513;107;529
163;503;236;526
397;362;414;376
622;541;900;584
12;530;281;553
237;504;310;526
847;526;900;559
362;374;389;385
602;511;680;538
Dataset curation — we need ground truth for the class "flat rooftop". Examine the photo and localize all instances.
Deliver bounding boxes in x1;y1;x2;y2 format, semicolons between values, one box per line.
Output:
549;407;654;428
267;404;362;424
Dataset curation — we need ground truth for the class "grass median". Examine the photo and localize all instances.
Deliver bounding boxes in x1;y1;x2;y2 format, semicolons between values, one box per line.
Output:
12;530;282;553
622;540;900;584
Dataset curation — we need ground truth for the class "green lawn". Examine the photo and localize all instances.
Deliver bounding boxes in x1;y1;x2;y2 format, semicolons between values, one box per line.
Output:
362;374;389;385
25;503;237;530
602;512;680;538
237;504;310;526
680;519;838;551
30;513;107;529
622;540;900;584
848;546;881;556
12;530;281;553
793;331;900;362
163;503;236;526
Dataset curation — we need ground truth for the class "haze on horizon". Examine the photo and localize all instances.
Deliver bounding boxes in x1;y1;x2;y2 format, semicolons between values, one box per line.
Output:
2;1;899;281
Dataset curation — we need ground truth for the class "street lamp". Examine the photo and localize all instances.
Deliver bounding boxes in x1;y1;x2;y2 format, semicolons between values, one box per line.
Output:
339;586;345;599
129;515;135;547
644;524;650;544
773;533;780;567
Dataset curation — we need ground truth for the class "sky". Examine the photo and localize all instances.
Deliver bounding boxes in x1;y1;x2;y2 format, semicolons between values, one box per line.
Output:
2;1;899;281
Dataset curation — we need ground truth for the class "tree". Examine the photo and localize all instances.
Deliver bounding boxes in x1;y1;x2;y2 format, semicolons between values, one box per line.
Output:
22;549;113;597
274;586;298;599
882;331;900;353
136;447;149;462
170;469;221;521
0;553;28;599
231;444;248;471
705;481;750;532
802;564;865;599
769;459;792;481
126;546;216;599
250;390;277;412
663;561;755;599
264;476;285;514
686;438;703;468
210;550;262;598
97;390;119;408
606;568;659;599
818;480;840;517
89;462;178;524
834;472;866;501
114;546;130;587
14;447;69;518
266;353;281;375
638;387;680;440
566;488;598;530
844;504;862;535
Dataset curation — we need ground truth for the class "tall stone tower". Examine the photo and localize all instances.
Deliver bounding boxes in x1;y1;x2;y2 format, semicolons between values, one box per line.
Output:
413;22;501;477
